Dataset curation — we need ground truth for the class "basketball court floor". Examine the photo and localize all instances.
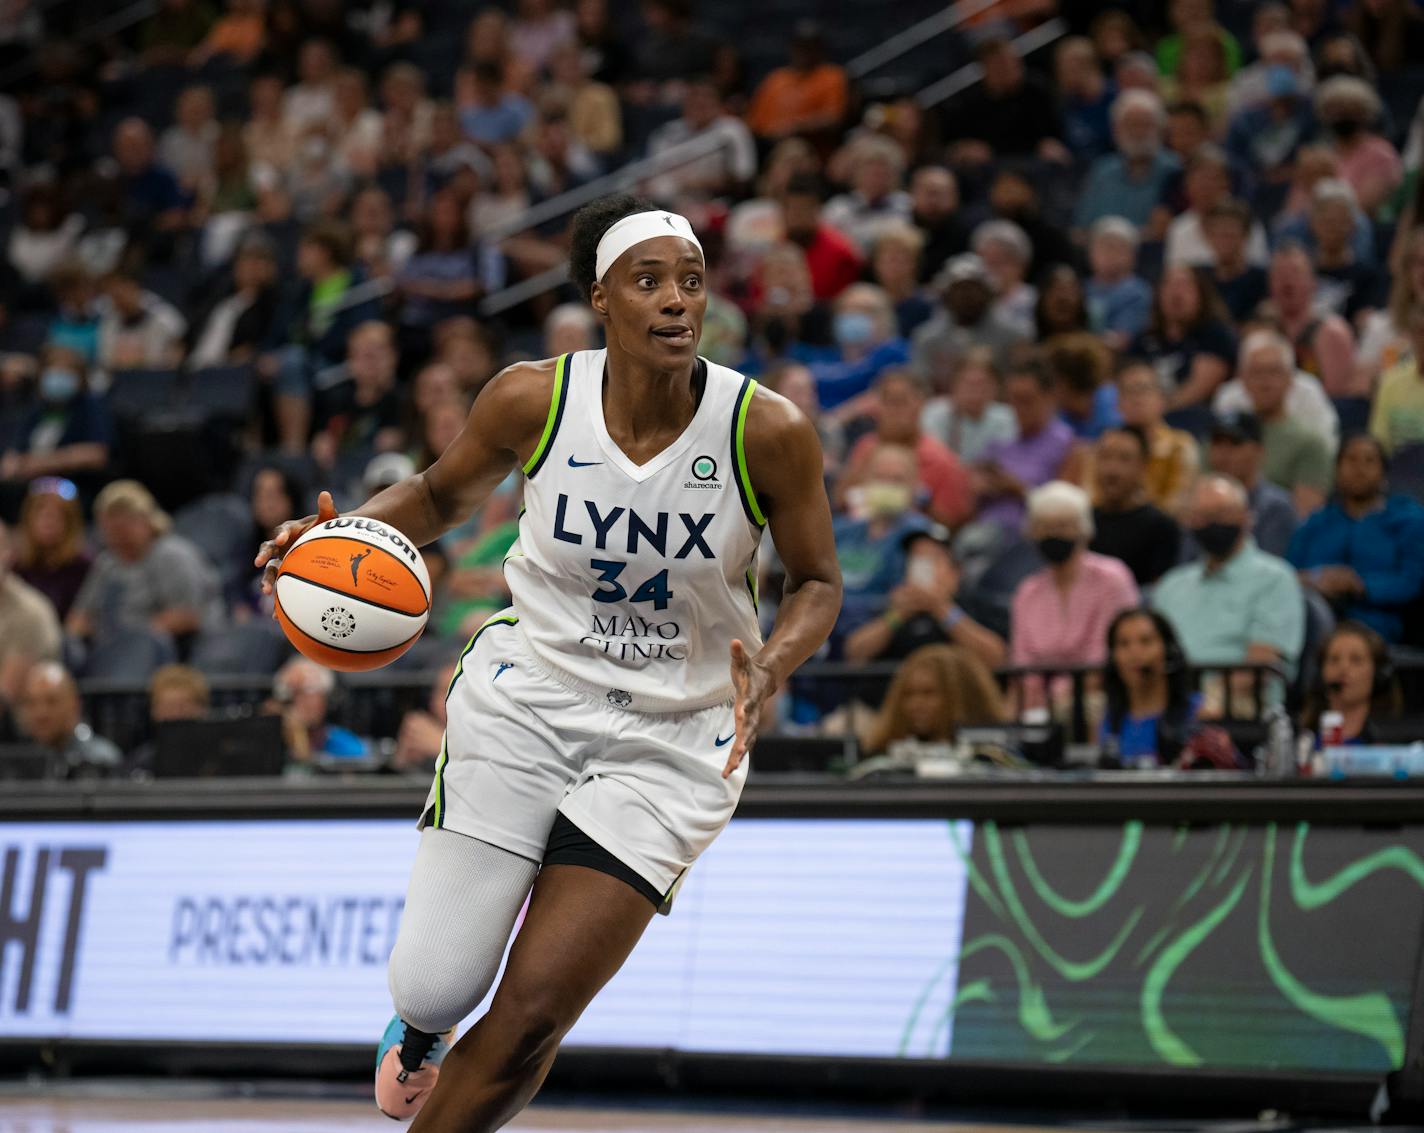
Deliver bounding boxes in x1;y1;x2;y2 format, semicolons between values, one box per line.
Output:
0;1082;1410;1133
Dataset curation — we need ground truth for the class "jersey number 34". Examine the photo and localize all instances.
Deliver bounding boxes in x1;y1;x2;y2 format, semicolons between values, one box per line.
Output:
590;559;673;611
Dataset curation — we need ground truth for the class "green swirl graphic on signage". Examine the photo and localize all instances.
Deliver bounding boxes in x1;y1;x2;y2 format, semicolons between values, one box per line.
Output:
908;820;1424;1072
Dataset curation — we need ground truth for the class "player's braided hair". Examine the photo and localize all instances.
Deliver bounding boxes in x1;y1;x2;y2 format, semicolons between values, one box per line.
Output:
568;193;658;301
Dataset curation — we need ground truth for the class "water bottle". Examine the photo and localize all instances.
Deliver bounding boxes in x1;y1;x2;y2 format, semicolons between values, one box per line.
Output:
1262;706;1294;778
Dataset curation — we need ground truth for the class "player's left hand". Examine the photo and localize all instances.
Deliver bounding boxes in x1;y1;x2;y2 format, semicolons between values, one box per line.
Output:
725;638;775;779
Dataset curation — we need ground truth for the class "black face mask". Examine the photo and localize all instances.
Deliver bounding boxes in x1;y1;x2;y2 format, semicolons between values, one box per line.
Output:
1192;522;1241;558
1330;119;1364;140
1037;536;1077;564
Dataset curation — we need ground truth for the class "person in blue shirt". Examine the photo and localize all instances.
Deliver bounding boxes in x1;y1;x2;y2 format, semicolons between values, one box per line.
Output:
1099;606;1202;769
808;283;910;410
1287;434;1424;644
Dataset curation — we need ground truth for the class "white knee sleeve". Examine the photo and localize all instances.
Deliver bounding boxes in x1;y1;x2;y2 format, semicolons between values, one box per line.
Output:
387;828;540;1034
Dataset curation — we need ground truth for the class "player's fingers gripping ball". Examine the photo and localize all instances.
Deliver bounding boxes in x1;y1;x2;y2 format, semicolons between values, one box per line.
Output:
274;517;431;671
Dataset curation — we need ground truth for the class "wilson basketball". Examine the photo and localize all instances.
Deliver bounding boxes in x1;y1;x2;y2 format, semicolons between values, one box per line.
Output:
274;516;431;672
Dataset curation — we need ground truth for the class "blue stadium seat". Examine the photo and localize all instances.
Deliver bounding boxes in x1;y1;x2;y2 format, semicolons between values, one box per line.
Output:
106;369;182;421
187;365;256;422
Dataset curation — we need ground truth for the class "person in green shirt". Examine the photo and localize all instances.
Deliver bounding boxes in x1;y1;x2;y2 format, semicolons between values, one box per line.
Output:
1370;300;1424;455
1239;328;1333;515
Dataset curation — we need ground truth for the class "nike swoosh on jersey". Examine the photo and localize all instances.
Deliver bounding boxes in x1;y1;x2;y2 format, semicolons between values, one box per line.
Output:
714;732;735;747
567;455;602;467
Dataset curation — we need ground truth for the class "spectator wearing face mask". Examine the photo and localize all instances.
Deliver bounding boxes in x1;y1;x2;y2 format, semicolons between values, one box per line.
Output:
1314;76;1401;216
1010;480;1139;695
1199;410;1300;559
1153;474;1305;696
808;283;909;409
831;441;931;644
0;345;113;489
835;370;972;529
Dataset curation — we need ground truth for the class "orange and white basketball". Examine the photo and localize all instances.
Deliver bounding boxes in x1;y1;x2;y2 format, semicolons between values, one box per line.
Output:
274;517;431;672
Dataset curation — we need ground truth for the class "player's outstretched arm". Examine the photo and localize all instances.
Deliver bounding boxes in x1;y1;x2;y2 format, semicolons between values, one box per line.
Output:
723;387;843;777
256;360;557;591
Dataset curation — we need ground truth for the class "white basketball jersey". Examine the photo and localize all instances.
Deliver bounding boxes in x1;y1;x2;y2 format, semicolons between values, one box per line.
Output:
503;349;765;712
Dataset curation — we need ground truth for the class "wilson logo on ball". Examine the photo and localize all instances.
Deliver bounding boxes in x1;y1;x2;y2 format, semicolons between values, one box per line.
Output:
274;515;431;672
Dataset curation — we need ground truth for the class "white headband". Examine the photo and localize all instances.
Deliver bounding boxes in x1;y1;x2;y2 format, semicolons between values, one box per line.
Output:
594;210;703;282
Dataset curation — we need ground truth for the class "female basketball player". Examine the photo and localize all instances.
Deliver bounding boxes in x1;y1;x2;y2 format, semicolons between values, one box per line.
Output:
256;195;842;1132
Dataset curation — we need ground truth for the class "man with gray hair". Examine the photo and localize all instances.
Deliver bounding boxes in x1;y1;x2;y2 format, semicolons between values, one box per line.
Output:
1213;324;1338;446
1225;329;1334;516
1153;474;1305;698
1074;89;1179;232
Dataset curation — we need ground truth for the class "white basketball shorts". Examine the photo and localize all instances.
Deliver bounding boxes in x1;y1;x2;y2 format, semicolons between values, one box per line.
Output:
420;609;746;912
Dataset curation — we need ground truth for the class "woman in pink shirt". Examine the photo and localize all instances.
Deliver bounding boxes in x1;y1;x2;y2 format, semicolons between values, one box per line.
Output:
1010;481;1139;706
1315;76;1403;215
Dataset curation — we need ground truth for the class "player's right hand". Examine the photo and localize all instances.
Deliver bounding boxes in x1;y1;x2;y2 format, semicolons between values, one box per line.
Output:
256;491;339;595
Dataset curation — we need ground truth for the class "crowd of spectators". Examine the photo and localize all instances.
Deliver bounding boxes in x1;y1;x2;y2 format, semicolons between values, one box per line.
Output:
4;0;1424;775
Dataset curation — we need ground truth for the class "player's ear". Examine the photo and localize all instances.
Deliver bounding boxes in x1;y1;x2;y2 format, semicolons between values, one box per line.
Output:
589;279;609;320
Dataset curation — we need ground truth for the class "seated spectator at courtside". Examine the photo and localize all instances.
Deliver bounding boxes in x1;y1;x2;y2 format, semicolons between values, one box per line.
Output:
268;658;370;764
1087;425;1182;587
1299;621;1403;747
0;345;113;490
12;478;92;621
835;370;972;529
1264;244;1359;398
1130;263;1236;411
186;232;282;369
1085;216;1152;351
911;254;1027;382
866;222;934;339
1010;480;1139;676
1099;607;1203;769
831;442;930;642
1229;329;1334;516
1074;89;1180;232
808;283;909;409
1202;411;1299;559
973;361;1076;532
311;321;405;470
66;481;223;649
647;77;757;203
1153;475;1305;693
1046;332;1119;441
940;36;1067;166
745;21;848;142
1212;329;1340;452
778;174;863;302
843;524;1006;670
759;361;845;477
919;349;1017;465
16;662;122;778
1204;199;1268;323
263;220;383;452
822;136;912;255
95;267;187;373
1370;301;1424;455
127;662;213;773
1097;361;1198;516
861;644;1006;756
1288;434;1424;645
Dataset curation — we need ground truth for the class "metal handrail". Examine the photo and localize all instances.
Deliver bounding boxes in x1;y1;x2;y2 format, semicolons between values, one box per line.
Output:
845;0;999;80
915;18;1068;109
